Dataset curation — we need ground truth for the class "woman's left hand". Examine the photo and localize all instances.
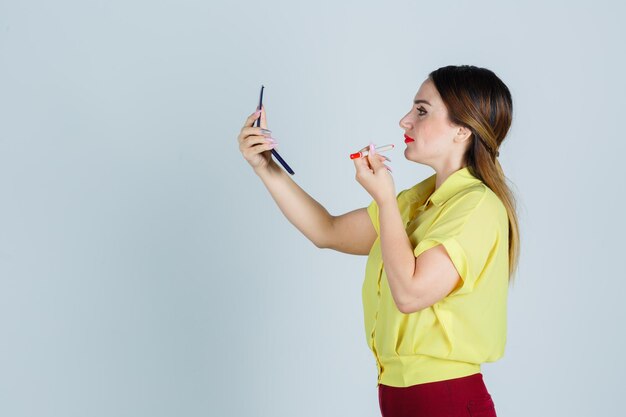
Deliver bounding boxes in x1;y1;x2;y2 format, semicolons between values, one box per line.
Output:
354;143;396;204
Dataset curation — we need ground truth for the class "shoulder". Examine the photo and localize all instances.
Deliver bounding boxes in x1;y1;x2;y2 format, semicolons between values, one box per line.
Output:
448;183;505;215
442;183;508;235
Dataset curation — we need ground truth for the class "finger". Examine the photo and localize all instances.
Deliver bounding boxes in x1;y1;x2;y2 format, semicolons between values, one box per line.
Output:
370;154;391;173
367;156;378;173
244;143;278;160
376;154;390;162
367;145;382;172
369;154;393;173
241;126;272;137
238;127;273;145
363;151;390;161
243;135;277;148
245;109;262;128
243;138;278;156
357;141;371;169
260;104;268;130
244;137;278;154
353;152;373;175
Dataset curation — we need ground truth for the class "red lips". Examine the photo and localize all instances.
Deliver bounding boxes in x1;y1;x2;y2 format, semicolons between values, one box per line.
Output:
404;134;415;143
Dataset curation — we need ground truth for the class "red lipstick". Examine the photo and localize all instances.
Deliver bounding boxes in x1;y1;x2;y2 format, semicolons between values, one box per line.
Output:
404;134;415;143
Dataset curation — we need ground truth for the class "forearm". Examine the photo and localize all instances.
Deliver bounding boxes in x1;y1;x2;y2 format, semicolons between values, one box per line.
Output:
378;198;415;310
255;162;334;248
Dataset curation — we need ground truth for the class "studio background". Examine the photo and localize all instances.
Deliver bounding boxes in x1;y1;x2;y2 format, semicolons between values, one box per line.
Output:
0;1;623;416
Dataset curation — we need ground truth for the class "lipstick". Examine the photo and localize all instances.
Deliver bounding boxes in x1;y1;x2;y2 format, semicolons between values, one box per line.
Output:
350;144;394;159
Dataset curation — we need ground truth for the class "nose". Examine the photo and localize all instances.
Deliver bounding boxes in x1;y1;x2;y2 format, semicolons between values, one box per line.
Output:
399;116;410;130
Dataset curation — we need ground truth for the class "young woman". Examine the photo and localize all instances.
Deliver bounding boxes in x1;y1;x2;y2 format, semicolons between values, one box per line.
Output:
236;65;520;417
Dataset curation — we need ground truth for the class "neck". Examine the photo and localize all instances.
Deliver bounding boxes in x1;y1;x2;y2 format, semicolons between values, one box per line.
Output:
433;164;466;190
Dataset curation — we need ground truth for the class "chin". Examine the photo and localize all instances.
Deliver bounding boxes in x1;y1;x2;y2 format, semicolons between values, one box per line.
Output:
404;147;417;161
404;150;427;165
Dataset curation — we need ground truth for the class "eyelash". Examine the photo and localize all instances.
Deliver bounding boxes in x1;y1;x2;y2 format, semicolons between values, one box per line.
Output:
416;107;427;116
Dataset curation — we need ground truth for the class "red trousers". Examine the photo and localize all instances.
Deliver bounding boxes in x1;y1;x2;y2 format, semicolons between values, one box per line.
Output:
377;372;497;417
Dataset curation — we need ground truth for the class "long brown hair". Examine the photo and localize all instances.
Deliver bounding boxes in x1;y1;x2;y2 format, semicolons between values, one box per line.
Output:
428;65;520;285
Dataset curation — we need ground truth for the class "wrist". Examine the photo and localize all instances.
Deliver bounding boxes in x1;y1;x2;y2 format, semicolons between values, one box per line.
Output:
254;161;280;179
377;195;398;210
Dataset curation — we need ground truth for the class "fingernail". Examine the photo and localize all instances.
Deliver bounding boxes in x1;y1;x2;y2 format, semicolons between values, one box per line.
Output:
265;137;277;144
370;143;376;155
255;109;261;115
261;128;272;134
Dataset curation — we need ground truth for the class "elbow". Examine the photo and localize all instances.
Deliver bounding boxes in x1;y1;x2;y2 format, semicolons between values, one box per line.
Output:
397;303;413;315
395;295;416;314
396;303;408;314
396;293;427;314
397;301;424;315
314;237;329;249
394;275;421;314
314;229;334;249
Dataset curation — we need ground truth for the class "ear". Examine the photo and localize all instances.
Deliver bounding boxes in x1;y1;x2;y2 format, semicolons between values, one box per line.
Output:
455;125;473;143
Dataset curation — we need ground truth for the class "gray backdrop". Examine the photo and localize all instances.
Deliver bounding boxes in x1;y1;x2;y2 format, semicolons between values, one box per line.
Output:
1;0;624;416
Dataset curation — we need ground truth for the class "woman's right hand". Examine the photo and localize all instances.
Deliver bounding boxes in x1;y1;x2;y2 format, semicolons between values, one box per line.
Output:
237;105;279;173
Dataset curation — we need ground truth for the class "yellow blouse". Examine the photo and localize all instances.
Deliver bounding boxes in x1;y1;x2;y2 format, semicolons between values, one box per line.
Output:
363;166;509;387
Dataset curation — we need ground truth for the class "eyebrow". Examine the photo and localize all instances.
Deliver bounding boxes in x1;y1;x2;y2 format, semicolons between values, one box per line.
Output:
414;99;432;106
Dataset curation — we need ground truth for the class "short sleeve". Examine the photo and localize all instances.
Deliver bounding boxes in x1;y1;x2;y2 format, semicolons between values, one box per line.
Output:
412;193;498;295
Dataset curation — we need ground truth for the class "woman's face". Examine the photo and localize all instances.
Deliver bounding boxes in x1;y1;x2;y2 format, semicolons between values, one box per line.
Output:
399;79;469;166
